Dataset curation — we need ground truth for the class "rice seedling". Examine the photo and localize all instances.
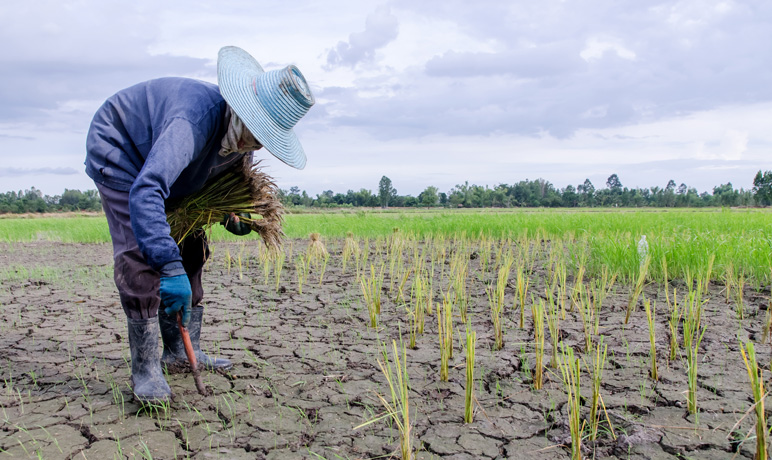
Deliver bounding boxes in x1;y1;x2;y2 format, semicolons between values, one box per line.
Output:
514;263;531;329
317;252;330;287
295;254;310;294
360;263;385;328
763;301;772;344
643;297;658;381
355;340;413;460
701;253;714;296
224;248;233;274
356;237;371;279
683;284;707;415
450;247;470;322
342;232;360;274
477;234;493;281
577;286;594;353
236;245;245;280
432;239;448;287
488;255;513;350
590;266;617;334
723;261;735;304
666;288;680;362
273;249;285;292
531;299;546;390
260;246;272;284
558;343;582;460
438;295;454;382
464;321;477;424
587;337;608;442
625;255;650;324
734;271;746;320
396;265;414;305
739;340;767;460
570;259;585;314
684;267;695;293
545;293;561;368
388;230;406;294
408;272;428;349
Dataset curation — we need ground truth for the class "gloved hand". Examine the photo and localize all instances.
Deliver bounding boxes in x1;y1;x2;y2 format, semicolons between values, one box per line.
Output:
221;212;252;236
160;274;192;327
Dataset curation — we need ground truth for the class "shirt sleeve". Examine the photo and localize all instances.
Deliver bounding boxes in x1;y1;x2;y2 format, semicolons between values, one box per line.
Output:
128;117;209;273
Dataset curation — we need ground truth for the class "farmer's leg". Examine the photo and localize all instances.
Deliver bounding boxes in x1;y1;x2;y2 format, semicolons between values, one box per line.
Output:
159;229;232;372
96;183;160;319
96;183;170;403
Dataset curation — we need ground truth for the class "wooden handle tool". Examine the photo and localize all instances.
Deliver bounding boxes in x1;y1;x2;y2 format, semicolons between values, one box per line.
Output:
177;313;210;396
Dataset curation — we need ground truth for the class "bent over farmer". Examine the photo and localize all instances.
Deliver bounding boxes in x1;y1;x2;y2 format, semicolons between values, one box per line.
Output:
84;46;314;403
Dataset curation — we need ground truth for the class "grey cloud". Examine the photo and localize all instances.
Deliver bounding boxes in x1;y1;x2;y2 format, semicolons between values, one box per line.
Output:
425;43;584;79
0;1;213;126
0;133;34;140
0;167;79;177
326;6;399;68
316;1;772;139
0;55;211;122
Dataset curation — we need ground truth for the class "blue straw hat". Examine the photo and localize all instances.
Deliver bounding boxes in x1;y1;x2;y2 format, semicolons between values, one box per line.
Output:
217;46;314;170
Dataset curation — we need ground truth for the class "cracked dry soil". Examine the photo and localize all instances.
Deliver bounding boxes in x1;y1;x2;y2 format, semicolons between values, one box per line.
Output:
0;240;770;459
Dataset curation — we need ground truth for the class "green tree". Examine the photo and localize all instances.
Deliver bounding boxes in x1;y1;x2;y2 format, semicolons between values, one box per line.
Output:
418;186;439;207
605;174;623;206
378;176;397;208
577;179;595;207
712;182;738;207
562;185;579;207
606;174;622;191
753;170;772;206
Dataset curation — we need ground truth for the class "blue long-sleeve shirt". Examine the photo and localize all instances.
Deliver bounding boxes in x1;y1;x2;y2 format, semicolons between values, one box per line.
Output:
86;77;244;274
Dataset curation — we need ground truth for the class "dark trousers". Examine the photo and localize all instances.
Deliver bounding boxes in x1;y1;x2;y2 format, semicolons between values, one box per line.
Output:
97;183;209;319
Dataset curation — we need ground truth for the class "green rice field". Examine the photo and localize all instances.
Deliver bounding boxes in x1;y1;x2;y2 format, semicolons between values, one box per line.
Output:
1;208;770;288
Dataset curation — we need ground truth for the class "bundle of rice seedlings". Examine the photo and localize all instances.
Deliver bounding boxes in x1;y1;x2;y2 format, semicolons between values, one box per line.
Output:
308;233;328;260
166;158;283;250
342;231;360;273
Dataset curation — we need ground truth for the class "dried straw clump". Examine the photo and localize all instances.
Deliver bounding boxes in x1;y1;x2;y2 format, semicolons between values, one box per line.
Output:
343;231;360;256
166;158;284;250
308;232;328;260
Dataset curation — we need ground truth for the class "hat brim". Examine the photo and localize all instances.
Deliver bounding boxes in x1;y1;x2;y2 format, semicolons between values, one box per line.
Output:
217;46;307;170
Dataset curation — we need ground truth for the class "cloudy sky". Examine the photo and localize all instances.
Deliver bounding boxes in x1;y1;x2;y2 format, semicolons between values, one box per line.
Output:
1;0;770;197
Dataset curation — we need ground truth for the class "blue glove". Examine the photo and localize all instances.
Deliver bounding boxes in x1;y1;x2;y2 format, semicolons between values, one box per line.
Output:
221;212;252;236
160;274;192;327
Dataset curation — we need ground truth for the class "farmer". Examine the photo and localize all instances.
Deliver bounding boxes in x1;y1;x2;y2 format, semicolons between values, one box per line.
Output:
84;46;314;403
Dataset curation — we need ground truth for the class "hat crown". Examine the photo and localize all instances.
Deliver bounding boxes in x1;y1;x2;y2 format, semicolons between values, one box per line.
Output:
254;66;314;130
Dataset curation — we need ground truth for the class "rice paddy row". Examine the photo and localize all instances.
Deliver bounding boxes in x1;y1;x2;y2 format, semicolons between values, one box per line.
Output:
1;208;769;287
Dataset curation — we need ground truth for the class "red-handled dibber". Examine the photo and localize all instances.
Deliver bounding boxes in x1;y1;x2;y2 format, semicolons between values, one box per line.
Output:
177;313;210;396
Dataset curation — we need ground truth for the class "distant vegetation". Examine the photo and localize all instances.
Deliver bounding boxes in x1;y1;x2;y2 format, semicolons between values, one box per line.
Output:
282;171;772;209
0;188;101;214
2;170;770;214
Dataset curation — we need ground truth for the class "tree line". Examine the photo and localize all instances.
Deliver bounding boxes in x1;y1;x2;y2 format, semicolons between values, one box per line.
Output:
1;170;770;214
281;171;772;209
0;188;102;214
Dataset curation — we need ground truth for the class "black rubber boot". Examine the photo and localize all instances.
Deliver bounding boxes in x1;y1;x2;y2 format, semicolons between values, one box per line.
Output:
127;317;172;404
158;306;233;373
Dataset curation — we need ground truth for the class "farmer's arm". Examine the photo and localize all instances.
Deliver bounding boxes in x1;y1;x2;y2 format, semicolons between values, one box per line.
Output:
129;118;209;275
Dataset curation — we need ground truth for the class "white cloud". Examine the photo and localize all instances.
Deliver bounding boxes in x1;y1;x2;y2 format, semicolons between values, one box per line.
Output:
325;6;399;68
580;38;636;62
1;0;771;198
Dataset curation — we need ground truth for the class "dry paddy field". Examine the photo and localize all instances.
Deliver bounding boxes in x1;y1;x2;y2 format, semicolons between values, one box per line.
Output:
1;211;771;459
